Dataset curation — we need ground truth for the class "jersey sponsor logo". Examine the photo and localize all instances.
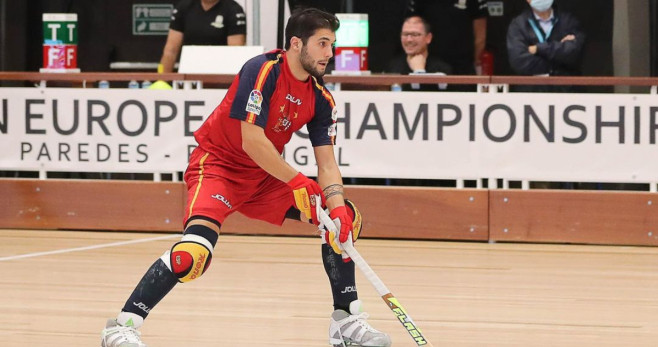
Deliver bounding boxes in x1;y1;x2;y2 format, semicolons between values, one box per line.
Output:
211;194;233;209
331;106;338;121
246;90;263;115
235;13;246;25
286;93;302;106
133;301;151;313
210;15;224;29
328;123;337;137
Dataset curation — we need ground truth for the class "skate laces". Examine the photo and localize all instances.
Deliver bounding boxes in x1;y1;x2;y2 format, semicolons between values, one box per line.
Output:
114;325;142;343
342;312;380;333
352;312;380;333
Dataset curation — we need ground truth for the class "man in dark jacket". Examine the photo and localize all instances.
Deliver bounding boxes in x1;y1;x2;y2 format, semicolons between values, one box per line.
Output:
506;0;585;92
387;15;453;91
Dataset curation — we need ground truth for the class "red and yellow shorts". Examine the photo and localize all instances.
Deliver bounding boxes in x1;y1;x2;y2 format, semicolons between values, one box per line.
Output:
183;148;295;227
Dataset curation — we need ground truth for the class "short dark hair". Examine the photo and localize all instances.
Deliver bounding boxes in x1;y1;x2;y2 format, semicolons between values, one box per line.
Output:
403;15;431;34
284;8;340;50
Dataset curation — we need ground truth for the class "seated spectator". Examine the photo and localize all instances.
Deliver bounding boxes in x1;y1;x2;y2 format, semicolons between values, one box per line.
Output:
159;0;247;73
386;15;452;91
506;0;585;92
405;0;488;77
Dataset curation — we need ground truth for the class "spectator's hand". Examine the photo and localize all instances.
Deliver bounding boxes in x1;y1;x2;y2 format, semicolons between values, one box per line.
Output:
528;45;537;55
407;54;427;71
561;34;576;42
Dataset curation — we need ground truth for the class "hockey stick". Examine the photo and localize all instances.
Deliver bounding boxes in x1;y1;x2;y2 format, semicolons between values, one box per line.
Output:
316;200;434;347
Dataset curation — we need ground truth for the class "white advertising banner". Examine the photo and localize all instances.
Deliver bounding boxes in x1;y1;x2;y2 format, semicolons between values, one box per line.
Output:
1;88;657;183
0;88;223;173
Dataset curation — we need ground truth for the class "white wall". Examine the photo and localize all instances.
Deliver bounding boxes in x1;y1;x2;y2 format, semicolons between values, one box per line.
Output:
239;0;290;50
613;0;650;92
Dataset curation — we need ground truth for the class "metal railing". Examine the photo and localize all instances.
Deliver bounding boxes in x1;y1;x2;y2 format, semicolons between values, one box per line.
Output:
2;72;657;90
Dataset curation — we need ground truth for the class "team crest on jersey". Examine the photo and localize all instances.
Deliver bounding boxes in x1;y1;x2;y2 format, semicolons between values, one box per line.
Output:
454;0;467;10
273;104;292;133
210;15;224;29
274;116;292;133
246;90;263;114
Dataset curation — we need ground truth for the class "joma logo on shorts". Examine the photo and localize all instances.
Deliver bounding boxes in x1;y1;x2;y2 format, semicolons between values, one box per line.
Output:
211;194;233;209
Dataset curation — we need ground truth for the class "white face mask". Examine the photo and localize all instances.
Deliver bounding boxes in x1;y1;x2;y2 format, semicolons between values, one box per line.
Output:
530;0;553;12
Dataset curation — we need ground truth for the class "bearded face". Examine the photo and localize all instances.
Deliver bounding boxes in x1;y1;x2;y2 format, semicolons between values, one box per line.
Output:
300;44;327;79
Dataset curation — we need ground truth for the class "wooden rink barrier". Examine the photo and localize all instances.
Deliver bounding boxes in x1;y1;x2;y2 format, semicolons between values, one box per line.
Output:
1;178;658;246
0;179;185;231
224;186;489;241
489;189;658;246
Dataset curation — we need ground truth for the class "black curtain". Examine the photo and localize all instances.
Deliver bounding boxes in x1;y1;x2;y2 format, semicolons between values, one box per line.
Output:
287;0;345;13
1;0;619;78
20;0;172;72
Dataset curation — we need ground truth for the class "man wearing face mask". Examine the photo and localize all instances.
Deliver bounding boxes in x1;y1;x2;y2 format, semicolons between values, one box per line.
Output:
506;0;585;92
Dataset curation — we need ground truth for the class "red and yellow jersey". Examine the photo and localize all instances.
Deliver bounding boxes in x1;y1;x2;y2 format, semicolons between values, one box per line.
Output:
193;49;337;178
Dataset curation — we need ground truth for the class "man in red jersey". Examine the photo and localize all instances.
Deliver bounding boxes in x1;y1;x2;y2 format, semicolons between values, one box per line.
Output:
101;8;391;347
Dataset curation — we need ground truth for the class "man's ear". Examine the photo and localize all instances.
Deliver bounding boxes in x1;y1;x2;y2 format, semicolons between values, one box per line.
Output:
291;37;302;51
426;32;433;45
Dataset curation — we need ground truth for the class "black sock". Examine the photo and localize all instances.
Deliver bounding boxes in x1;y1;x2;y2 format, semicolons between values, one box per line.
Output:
121;258;178;319
322;244;358;312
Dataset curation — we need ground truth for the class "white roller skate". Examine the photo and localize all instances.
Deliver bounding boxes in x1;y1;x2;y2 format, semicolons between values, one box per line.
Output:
101;313;146;347
329;300;392;346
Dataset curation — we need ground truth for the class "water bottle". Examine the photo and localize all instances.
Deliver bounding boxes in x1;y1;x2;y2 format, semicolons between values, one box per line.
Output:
128;80;139;89
141;80;152;89
391;83;402;92
98;80;110;89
